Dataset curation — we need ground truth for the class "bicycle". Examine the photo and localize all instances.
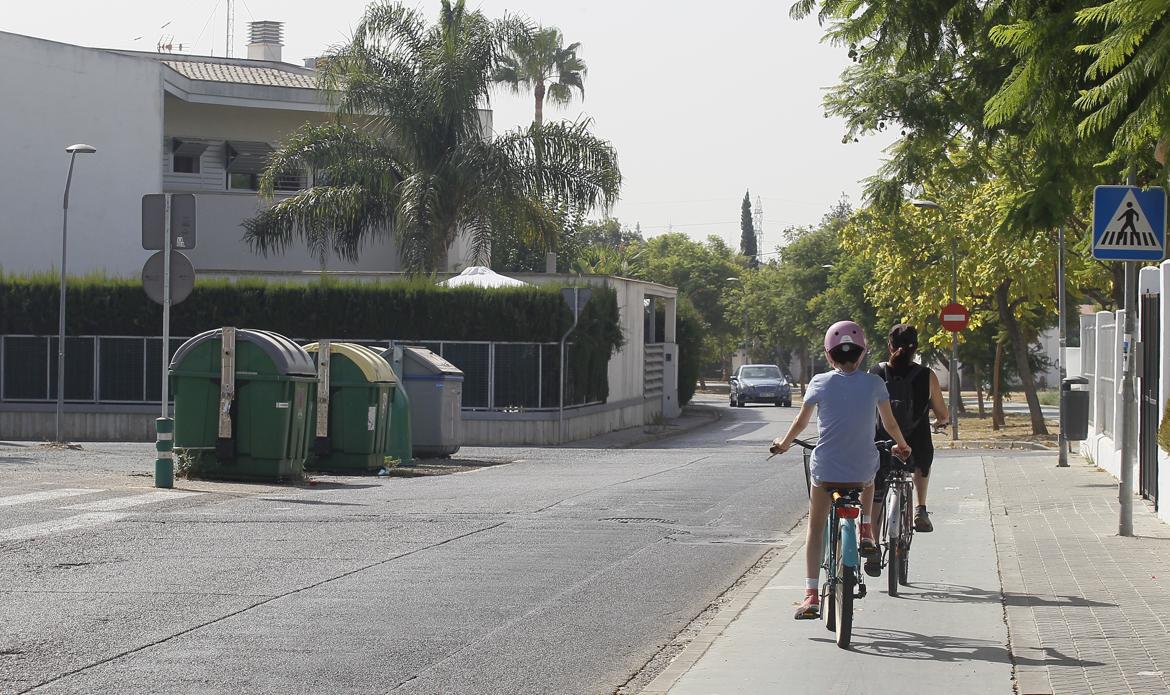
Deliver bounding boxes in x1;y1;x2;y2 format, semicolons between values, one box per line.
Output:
792;437;870;649
876;448;915;596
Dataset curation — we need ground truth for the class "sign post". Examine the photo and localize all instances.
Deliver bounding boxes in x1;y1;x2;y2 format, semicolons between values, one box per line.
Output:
558;287;592;445
142;193;197;489
939;302;969;441
1091;183;1166;537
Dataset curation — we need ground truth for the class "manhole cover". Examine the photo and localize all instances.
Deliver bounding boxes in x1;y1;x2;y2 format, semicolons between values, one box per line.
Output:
600;517;675;524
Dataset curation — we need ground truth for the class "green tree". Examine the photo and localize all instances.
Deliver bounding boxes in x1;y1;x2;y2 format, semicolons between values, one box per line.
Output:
629;233;743;368
493;26;586;126
740;191;758;269
244;1;620;274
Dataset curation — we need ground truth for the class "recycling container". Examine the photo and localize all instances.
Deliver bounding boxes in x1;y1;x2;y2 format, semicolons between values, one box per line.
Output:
303;342;396;472
387;377;413;465
170;328;317;481
389;347;464;458
1061;376;1090;441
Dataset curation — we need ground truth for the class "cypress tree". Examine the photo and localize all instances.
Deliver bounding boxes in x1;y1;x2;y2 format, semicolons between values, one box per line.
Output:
740;191;757;269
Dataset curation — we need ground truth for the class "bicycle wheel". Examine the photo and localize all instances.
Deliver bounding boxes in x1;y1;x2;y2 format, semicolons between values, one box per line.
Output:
823;517;836;631
885;488;900;597
898;486;913;586
835;559;855;649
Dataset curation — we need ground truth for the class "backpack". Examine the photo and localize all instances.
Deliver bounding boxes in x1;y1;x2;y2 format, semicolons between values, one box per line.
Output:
878;362;926;435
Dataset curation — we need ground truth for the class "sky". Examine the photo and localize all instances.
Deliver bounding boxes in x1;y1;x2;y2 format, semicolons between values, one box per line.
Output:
4;0;895;253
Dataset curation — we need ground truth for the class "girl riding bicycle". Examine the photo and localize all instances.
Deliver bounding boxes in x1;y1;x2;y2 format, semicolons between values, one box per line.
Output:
771;321;911;619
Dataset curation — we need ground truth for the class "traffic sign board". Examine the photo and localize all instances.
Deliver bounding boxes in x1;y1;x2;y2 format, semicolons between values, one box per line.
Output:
1092;185;1166;261
142;193;197;250
940;302;969;332
142;251;195;305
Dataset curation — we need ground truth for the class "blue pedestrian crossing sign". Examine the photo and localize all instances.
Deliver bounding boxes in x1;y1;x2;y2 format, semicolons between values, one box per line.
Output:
1092;185;1166;261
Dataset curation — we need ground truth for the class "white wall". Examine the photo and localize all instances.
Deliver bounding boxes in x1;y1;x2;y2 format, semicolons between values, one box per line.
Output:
0;32;163;278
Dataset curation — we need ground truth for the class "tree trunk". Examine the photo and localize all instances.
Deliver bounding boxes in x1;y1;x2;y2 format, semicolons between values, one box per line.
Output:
798;344;809;392
992;341;1005;429
995;280;1049;435
975;363;986;417
534;81;545;126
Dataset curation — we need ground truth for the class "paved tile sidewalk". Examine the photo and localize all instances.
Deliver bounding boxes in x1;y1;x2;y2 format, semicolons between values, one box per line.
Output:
985;453;1170;695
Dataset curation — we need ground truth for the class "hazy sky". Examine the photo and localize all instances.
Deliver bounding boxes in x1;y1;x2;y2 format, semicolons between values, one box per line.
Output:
5;1;894;252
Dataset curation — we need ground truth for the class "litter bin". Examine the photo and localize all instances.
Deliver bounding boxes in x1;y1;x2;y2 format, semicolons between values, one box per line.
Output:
387;375;413;465
303;342;396;472
1061;376;1090;441
170;328;317;481
393;347;464;458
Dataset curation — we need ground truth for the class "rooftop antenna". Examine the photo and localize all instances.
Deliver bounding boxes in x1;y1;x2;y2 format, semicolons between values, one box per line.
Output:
225;0;235;57
753;195;764;255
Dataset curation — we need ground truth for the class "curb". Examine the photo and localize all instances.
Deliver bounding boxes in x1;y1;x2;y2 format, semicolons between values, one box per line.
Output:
637;532;804;694
620;405;722;449
943;440;1051;451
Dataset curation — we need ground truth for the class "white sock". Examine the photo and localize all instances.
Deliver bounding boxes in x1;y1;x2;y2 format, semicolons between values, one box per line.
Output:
805;578;818;591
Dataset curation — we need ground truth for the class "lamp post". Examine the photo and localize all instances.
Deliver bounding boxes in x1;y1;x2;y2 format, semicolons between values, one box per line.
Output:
911;198;959;442
726;277;748;366
56;144;97;443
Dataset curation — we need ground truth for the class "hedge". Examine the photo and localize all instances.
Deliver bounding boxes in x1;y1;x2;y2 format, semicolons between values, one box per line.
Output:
0;272;623;403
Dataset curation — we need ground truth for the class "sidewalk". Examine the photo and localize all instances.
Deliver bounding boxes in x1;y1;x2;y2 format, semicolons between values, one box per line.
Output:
642;450;1170;695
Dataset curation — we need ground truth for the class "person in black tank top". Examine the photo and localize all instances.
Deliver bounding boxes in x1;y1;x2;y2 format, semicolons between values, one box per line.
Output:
870;325;949;551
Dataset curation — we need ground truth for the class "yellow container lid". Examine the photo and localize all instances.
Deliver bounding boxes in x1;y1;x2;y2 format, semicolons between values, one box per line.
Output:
303;342;396;383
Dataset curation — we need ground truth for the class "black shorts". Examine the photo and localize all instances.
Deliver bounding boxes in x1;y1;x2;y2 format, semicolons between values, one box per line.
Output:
874;428;933;500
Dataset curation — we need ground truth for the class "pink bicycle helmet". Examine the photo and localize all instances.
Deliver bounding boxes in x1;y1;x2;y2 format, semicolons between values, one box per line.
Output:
824;320;866;355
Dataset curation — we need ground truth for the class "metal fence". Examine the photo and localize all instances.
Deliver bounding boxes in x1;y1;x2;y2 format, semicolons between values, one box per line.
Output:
1082;318;1096;428
0;335;595;412
1098;316;1116;437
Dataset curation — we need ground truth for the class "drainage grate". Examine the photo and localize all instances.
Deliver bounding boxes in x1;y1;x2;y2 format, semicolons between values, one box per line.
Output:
600;517;675;525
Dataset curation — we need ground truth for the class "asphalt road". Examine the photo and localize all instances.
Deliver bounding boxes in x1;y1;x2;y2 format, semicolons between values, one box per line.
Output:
0;395;810;695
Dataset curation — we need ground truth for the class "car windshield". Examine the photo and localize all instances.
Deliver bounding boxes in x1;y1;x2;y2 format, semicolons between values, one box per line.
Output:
741;366;782;380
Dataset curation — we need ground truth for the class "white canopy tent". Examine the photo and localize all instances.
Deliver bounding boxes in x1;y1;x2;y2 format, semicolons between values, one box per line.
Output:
438;266;530;289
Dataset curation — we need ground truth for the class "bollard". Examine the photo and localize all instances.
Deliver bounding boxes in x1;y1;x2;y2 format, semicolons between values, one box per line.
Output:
155;417;174;488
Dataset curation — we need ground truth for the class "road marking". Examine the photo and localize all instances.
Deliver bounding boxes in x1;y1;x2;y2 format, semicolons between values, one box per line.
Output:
0;512;125;542
63;490;202;511
721;424;744;431
0;489;104;507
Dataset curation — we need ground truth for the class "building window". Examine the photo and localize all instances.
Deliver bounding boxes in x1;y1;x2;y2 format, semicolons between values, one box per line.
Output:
227;172;260;191
226;172;305;192
173;155;199;174
170;137;209;175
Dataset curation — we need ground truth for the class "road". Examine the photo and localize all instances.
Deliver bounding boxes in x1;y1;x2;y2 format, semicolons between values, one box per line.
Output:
0;395;808;694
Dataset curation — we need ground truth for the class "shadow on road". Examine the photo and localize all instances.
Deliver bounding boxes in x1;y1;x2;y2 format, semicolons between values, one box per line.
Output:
812;627;1100;666
894;582;1116;608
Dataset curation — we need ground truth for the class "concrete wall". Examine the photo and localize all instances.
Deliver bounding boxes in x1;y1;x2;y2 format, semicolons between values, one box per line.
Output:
1;398;661;447
0;32;163;278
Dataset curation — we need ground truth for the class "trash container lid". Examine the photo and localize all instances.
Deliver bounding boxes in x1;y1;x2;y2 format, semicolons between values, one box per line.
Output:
402;346;464;377
1063;376;1089;385
170;328;317;376
303;342;396;383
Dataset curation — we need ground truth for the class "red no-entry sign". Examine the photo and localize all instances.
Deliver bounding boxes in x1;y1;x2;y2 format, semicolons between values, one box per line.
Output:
940;302;970;331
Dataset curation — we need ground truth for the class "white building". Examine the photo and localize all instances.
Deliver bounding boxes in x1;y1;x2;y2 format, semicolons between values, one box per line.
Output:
0;24;478;280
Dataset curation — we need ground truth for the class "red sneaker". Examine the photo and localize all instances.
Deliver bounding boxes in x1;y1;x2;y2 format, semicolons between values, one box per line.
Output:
794;590;820;620
859;522;879;558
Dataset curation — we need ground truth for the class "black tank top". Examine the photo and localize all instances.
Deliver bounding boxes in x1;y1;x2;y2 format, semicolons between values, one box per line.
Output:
871;361;932;440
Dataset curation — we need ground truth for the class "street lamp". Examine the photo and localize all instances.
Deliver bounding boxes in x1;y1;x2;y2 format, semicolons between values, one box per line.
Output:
726;277;748;366
56;143;96;443
910;198;959;442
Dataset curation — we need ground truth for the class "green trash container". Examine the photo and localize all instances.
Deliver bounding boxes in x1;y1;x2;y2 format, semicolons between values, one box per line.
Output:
303;342;396;472
387;368;413;466
170;328;317;481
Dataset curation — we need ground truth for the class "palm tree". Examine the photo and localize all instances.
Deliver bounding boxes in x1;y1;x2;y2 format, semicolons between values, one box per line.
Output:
244;1;619;273
493;26;586;126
